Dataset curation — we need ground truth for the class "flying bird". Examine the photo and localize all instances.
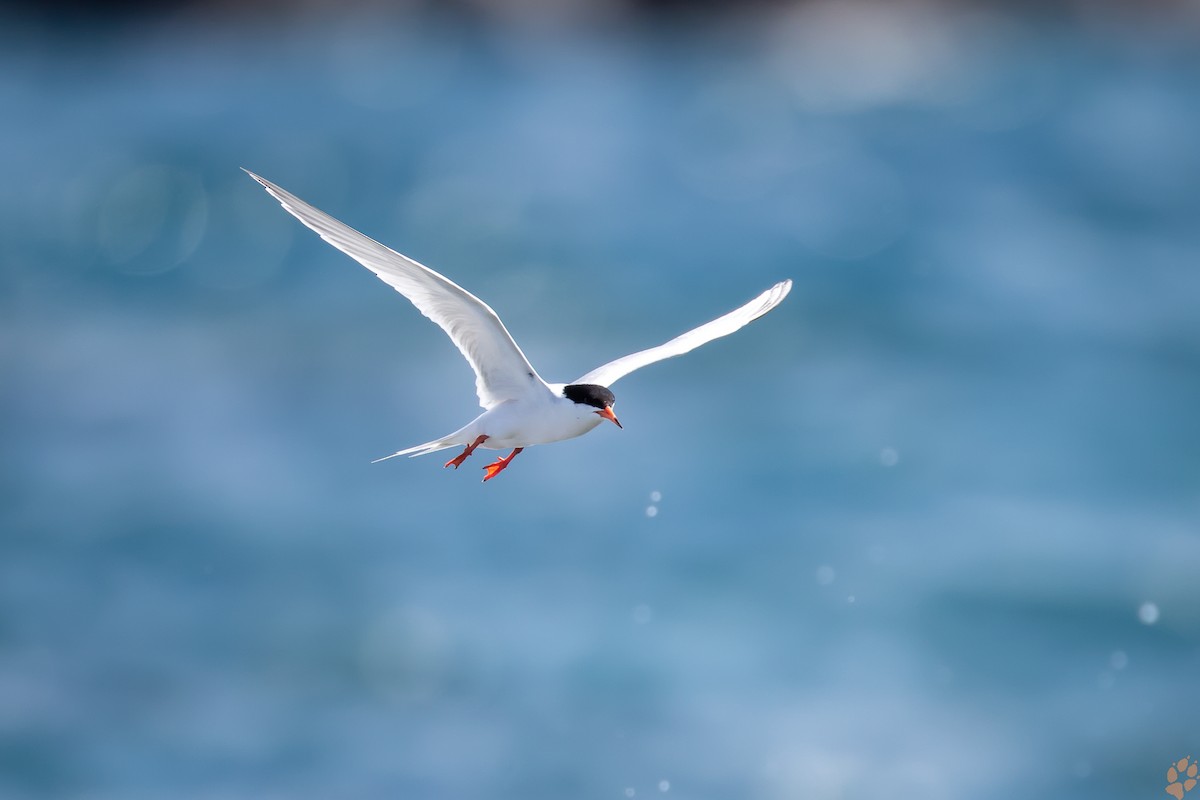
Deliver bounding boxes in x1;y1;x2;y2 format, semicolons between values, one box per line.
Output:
246;170;791;481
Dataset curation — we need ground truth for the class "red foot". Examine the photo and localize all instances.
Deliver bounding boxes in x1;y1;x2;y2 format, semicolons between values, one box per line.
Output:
444;435;488;469
482;448;523;482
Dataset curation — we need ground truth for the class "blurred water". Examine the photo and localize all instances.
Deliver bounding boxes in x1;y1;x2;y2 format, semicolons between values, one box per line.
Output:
1;4;1199;799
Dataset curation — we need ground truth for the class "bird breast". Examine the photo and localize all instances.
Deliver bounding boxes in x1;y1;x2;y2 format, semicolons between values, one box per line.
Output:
474;396;605;449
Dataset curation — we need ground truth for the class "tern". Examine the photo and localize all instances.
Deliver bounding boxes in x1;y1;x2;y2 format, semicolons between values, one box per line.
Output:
246;170;792;481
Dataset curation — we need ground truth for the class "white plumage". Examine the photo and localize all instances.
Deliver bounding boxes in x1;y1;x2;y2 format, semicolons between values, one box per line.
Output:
246;170;792;480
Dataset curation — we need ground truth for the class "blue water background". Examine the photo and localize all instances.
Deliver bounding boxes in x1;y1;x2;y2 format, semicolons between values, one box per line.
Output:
1;4;1199;799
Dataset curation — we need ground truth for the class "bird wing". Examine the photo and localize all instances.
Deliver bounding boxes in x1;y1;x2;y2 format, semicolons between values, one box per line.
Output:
572;280;792;387
246;170;551;410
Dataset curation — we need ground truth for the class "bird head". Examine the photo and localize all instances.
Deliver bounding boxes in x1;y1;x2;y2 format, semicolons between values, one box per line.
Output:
563;383;622;429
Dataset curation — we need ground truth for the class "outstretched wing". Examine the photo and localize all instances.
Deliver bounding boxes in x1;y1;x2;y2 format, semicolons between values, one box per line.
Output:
573;280;792;387
246;170;551;410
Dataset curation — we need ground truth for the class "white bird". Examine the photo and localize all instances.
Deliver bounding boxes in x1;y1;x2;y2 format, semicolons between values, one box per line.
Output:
246;170;792;481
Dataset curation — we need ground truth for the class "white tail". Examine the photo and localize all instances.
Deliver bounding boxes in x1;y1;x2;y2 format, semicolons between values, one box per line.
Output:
371;438;458;464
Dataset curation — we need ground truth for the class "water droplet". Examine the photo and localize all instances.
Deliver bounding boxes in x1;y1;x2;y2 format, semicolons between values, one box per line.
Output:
645;506;659;518
650;490;662;503
1138;602;1159;625
625;788;636;798
658;780;670;792
879;447;899;467
815;565;835;585
1109;650;1128;670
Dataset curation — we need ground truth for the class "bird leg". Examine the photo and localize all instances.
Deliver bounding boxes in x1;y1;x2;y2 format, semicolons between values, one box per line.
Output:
444;435;489;469
481;448;523;482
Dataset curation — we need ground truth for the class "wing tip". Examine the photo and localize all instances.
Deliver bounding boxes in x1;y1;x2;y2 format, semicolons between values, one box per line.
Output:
242;169;304;219
754;278;793;319
243;169;283;200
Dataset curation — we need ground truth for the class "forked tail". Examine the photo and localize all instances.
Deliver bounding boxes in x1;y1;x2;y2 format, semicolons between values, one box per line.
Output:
371;438;458;464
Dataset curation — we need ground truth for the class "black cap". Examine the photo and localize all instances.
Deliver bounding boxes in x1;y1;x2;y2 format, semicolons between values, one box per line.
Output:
563;383;616;410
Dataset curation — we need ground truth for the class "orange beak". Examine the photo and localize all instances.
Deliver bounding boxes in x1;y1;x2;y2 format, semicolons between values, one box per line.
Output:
596;406;623;429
